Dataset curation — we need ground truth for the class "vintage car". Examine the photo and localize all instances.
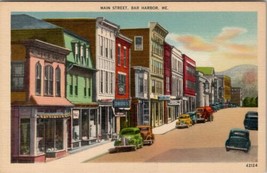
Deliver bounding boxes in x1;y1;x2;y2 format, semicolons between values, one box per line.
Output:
243;111;258;130
137;125;155;145
187;111;197;124
114;127;143;151
195;106;214;123
225;128;251;153
175;114;193;128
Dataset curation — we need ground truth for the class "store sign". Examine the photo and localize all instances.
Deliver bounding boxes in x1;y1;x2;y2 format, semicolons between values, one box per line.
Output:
158;95;171;101
168;100;180;106
72;110;80;119
113;100;130;108
115;112;126;117
19;107;32;116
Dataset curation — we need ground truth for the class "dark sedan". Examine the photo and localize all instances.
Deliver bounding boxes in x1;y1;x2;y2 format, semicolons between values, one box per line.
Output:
243;111;258;130
225;128;251;153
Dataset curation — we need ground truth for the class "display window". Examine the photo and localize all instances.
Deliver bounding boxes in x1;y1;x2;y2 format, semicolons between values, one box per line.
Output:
37;119;64;153
82;110;89;140
89;109;97;139
20;119;30;155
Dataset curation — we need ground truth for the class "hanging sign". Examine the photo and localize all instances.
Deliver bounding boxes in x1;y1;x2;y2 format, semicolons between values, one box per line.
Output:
72;110;80;119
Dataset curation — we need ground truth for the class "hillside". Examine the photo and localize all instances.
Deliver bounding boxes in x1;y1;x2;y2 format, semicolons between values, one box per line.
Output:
216;64;258;98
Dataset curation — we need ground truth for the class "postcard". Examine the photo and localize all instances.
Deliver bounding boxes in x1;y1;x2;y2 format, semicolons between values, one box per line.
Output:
0;1;266;173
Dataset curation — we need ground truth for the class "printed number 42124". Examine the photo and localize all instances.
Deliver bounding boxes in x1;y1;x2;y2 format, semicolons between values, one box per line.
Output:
246;163;257;167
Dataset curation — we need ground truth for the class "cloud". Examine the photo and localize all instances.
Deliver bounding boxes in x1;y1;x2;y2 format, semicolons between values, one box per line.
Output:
174;34;217;52
214;27;247;43
223;43;256;54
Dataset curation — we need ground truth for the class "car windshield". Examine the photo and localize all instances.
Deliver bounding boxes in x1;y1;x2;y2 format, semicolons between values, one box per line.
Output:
247;112;258;116
180;115;189;119
196;109;203;113
121;129;136;135
139;127;149;131
230;131;248;138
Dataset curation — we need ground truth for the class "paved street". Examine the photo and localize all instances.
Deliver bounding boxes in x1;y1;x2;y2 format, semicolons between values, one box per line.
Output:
86;107;258;163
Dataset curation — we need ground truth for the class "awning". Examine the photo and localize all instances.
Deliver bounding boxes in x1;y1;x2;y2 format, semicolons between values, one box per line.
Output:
37;113;71;119
31;96;74;107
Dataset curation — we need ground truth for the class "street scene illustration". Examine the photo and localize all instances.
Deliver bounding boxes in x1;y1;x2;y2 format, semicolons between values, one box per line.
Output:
10;11;258;163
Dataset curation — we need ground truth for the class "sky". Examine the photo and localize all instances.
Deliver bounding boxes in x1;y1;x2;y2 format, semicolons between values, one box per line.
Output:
14;12;258;72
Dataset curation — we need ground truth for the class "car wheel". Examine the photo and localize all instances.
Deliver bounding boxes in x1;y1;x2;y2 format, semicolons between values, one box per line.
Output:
226;147;230;152
244;148;249;153
133;145;137;151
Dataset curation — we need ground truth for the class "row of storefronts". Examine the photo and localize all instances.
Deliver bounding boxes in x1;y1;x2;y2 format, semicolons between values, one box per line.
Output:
11;14;229;163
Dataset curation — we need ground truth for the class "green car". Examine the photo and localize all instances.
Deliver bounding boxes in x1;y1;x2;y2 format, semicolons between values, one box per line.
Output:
114;127;143;151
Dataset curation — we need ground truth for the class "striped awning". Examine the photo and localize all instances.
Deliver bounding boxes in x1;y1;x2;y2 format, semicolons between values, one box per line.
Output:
37;113;71;119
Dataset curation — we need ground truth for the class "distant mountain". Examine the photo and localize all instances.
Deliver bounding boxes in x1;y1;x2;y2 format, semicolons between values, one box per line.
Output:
216;64;258;98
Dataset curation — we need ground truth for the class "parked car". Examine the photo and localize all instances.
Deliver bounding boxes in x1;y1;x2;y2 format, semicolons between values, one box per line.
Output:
175;114;193;128
225;128;251;153
187;111;197;124
210;103;219;112
195;106;214;122
137;125;155;145
114;127;143;151
244;111;258;130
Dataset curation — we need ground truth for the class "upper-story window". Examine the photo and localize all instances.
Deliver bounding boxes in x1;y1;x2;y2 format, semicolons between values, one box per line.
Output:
100;70;103;93
80;44;84;64
110;72;113;94
55;67;61;97
84;77;87;97
74;75;78;96
70;75;73;96
166;77;170;92
110;40;113;59
35;62;42;95
44;65;53;96
134;36;143;51
86;46;89;66
117;44;121;65
118;74;126;95
11;62;25;91
105;38;108;58
99;36;103;56
123;47;127;67
75;42;79;63
138;75;144;93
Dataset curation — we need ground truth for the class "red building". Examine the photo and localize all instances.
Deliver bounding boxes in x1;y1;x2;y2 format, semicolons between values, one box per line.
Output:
163;42;172;123
114;33;132;133
182;54;196;112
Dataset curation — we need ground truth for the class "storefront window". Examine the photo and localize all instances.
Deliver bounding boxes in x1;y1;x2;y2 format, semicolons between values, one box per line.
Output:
90;109;97;139
73;119;80;141
55;119;63;150
37;119;45;154
20;119;30;155
82;110;89;140
45;119;64;152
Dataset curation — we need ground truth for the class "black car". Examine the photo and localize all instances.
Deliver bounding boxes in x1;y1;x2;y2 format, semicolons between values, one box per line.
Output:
243;111;258;130
225;128;251;153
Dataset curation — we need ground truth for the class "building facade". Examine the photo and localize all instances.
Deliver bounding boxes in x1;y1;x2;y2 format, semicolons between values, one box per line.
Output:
217;75;232;103
231;87;242;106
195;71;210;107
170;46;184;118
11;39;72;163
114;33;132;133
182;54;196;113
196;67;217;105
63;31;98;149
46;18;120;140
130;66;150;126
121;22;168;128
163;42;174;123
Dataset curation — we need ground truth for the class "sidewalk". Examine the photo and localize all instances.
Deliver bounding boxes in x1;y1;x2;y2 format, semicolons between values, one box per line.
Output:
47;121;176;164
